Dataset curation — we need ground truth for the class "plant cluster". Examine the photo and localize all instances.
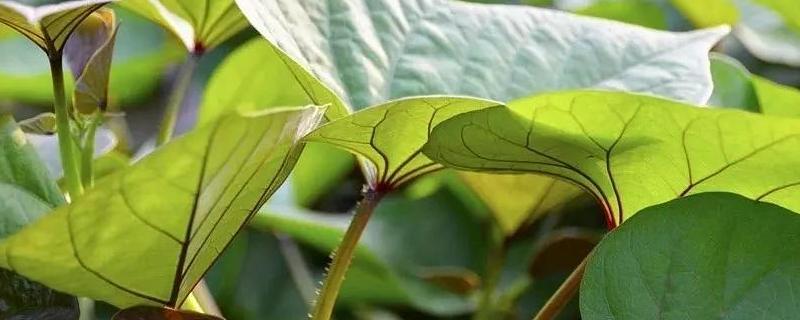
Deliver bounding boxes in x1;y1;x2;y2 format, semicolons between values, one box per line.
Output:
1;0;800;319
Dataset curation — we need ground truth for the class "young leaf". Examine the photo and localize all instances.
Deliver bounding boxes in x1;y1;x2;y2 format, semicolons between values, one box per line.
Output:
65;7;117;115
0;115;78;320
305;96;502;188
0;106;324;308
119;0;249;53
424;90;800;226
581;192;800;319
0;0;111;56
236;0;728;110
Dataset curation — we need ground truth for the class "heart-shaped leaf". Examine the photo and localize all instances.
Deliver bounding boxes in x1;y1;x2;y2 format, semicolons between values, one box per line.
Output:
305;96;502;188
424;90;800;226
119;0;249;53
0;0;111;56
581;192;800;319
0;114;78;320
0;106;324;308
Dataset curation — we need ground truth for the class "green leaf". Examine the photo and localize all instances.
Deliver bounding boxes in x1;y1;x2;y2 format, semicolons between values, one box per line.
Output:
0;115;78;320
114;306;223;320
118;0;249;52
458;172;585;235
253;189;489;315
752;77;800;118
670;0;739;27
576;0;668;30
424;90;800;226
0;0;111;55
708;53;759;112
734;0;800;67
753;0;800;34
581;192;800;319
237;0;728;110
305;96;502;188
0;107;324;308
199;38;354;206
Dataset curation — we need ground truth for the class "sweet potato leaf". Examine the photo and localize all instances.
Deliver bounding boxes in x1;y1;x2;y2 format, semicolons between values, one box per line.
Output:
581;192;800;319
0;115;78;320
236;0;727;110
305;96;502;188
0;106;324;308
0;0;111;55
734;0;800;67
119;0;249;52
709;53;800;117
64;8;117;114
424;90;800;226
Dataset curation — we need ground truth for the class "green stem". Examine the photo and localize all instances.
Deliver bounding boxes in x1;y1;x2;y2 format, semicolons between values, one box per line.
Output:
312;188;385;320
49;55;83;198
80;113;102;188
532;256;588;320
156;54;199;146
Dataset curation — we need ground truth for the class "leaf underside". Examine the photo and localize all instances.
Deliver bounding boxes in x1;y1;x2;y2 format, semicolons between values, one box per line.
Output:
0;107;324;308
424;90;800;226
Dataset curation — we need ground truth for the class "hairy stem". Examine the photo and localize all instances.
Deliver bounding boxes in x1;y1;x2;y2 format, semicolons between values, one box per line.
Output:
312;188;385;320
49;55;83;198
532;256;588;320
156;54;199;146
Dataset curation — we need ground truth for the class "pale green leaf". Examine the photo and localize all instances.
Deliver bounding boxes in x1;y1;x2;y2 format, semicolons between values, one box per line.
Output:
424;90;800;226
576;0;668;29
119;0;249;52
708;53;759;111
670;0;739;28
199;38;353;206
754;0;800;34
236;0;728;110
0;0;111;55
581;192;800;319
734;0;800;67
0;107;324;308
305;96;502;187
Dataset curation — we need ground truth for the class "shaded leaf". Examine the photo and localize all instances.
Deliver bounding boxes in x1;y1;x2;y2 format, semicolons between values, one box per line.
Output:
65;7;117;114
708;53;759;112
581;192;800;319
528;229;600;277
754;0;800;34
305;96;501;188
0;107;324;308
114;306;222;320
18;112;56;135
0;0;111;56
119;0;248;53
0;115;77;320
734;0;800;67
424;90;800;226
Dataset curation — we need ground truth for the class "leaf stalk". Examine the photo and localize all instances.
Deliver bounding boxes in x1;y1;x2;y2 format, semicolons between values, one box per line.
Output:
532;255;588;320
311;187;386;320
49;55;84;198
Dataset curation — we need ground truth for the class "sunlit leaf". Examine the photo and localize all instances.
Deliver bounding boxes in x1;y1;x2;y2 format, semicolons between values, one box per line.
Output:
670;0;739;28
65;8;117;114
199;38;354;206
0;107;324;308
0;0;111;56
752;77;800;118
424;90;800;226
458;173;585;235
576;0;668;29
581;192;800;319
0;115;78;320
119;0;249;53
305;96;501;188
